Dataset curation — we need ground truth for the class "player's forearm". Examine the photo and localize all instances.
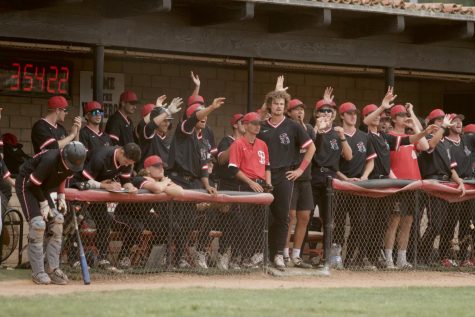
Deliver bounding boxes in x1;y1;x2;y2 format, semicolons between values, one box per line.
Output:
409;129;430;145
409;110;423;131
428;128;444;149
341;140;352;161
451;169;463;185
363;106;384;125
57;134;76;149
235;170;254;186
265;170;271;185
299;143;315;172
336;171;348;181
196;106;215;121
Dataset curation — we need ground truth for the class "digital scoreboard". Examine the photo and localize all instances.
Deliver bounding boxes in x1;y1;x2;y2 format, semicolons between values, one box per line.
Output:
0;58;72;97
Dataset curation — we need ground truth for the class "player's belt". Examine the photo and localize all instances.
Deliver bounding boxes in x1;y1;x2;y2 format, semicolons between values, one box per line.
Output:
369;174;389;179
315;166;333;173
170;172;196;181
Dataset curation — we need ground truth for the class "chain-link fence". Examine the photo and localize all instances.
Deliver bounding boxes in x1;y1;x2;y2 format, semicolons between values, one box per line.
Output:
330;179;475;271
62;189;271;279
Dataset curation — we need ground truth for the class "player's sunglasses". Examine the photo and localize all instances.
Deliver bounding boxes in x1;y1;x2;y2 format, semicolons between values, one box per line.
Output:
59;108;68;113
318;108;333;114
90;109;104;116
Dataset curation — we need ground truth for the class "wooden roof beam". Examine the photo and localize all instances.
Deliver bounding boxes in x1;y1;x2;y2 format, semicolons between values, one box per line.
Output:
190;2;254;26
100;0;172;18
341;15;405;39
413;21;475;44
268;8;331;33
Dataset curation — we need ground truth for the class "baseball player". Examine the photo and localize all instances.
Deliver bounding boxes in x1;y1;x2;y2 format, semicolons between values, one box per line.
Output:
167;96;225;268
136;97;182;170
257;76;316;270
382;104;429;269
115;155;184;268
73;143;141;272
418;109;465;265
0;107;15;236
210;113;247;270
334;101;376;269
105;90;138;146
440;114;474;267
15;142;87;284
283;99;315;269
31;96;81;154
311;88;353;269
79;101;111;161
228;111;272;268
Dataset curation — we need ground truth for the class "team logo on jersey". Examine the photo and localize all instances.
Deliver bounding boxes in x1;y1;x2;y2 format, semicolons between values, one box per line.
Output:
464;146;471;156
257;150;266;164
356;141;366;153
330;139;339;151
279;133;290;145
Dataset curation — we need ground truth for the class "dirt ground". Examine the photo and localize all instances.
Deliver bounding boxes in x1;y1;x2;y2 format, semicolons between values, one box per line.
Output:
1;270;475;297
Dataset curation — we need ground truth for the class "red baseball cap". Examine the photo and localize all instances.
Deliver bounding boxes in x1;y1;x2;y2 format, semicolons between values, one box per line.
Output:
242;112;261;124
120;90;138;103
339;102;357;114
288;99;305;111
48;96;68;109
390;105;407;118
83;101;102;114
427;109;445;122
186;103;204;118
143;155;167;168
315;99;337;110
230;113;244;126
463;124;475;134
187;95;205;107
142;103;155;117
362;104;378;117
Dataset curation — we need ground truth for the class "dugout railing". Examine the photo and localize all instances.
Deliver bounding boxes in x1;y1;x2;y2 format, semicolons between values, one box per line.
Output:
62;188;272;278
330;178;475;271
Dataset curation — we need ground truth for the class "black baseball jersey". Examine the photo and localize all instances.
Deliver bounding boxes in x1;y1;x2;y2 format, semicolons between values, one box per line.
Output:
368;131;410;178
339;129;376;178
105;110;135;146
445;136;473;179
137;118;171;169
214;135;236;182
464;133;475;177
77;146;133;185
168;112;210;179
19;149;73;193
292;123;315;182
258;117;312;178
79;126;111;161
418;135;456;179
31;119;67;154
313;127;342;173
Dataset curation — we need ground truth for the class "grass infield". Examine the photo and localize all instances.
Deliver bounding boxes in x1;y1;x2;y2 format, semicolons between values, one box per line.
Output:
2;287;475;317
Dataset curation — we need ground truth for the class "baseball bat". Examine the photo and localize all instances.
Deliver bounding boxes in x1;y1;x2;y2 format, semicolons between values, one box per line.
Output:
72;206;91;285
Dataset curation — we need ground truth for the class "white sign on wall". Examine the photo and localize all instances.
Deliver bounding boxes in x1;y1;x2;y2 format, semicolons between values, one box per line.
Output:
79;71;124;119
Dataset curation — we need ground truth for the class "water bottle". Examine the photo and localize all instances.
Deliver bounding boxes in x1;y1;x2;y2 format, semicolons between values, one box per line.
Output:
330;243;343;269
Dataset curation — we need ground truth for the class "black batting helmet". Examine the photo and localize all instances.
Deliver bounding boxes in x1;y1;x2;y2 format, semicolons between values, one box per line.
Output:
62;141;87;172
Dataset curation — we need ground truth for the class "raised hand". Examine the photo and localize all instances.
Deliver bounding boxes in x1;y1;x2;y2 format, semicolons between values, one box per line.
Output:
323;87;334;105
166;97;183;115
381;86;397;110
191;71;200;87
442;114;455;129
403;117;415;129
424;124;439;135
211;97;226;109
316;117;331;132
275;75;288;92
155;95;167;108
334;126;345;139
405;102;414;113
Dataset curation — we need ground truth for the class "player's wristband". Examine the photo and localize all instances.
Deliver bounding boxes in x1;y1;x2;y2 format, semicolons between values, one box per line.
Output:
340;138;347;142
298;159;310;172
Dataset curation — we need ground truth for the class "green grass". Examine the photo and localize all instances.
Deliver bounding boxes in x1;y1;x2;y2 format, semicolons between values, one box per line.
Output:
2;287;475;317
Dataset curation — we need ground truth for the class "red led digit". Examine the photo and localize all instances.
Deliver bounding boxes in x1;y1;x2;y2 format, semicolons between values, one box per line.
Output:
35;66;45;92
23;64;34;91
47;65;58;93
58;66;69;94
10;62;21;91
